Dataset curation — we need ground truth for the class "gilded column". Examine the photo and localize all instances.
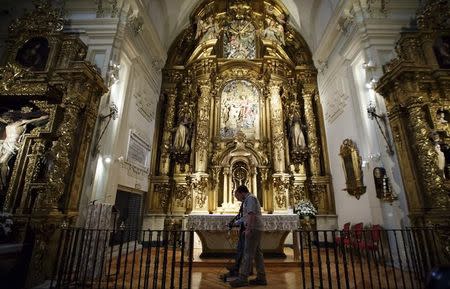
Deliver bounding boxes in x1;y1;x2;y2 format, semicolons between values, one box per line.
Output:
210;166;221;212
303;85;321;176
159;87;177;175
406;97;447;207
421;34;439;68
268;81;286;173
214;94;221;138
223;167;229;205
38;81;85;212
194;80;211;173
67;90;102;212
252;167;258;196
209;92;215;139
260;95;267;140
268;80;289;212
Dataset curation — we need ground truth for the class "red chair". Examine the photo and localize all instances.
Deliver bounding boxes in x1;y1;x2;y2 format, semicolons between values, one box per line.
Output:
335;222;351;248
356;224;382;251
351;222;364;249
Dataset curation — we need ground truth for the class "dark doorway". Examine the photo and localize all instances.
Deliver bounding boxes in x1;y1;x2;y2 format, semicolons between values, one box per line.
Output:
110;190;142;245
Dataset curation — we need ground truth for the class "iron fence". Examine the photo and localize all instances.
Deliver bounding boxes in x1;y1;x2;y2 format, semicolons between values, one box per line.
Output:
50;228;194;289
49;226;447;289
294;227;448;289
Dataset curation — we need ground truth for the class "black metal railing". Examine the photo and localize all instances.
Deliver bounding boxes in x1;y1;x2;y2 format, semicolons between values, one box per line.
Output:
50;226;447;289
50;228;194;289
294;227;448;289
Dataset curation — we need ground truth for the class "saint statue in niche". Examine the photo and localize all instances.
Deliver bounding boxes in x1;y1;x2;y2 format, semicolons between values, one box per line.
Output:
34;140;57;182
172;106;192;153
288;111;306;150
436;109;448;124
0;110;49;191
431;131;447;179
435;142;446;178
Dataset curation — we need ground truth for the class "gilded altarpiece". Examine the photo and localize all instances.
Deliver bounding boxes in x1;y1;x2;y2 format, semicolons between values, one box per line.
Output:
148;0;334;231
0;2;106;286
376;0;450;258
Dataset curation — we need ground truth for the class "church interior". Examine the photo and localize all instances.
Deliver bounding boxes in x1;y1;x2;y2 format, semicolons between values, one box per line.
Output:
0;0;449;288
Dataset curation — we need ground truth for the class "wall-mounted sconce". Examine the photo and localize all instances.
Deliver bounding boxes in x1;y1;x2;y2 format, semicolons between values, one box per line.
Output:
93;103;119;154
362;60;377;70
104;155;112;164
365;78;378;89
373;167;398;203
367;103;395;155
368;152;381;162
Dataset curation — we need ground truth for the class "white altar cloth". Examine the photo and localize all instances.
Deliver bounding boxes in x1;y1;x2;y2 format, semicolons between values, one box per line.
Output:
187;214;299;257
187;214;300;231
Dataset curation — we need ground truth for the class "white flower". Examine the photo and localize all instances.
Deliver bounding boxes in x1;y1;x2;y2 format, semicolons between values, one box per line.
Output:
294;200;317;217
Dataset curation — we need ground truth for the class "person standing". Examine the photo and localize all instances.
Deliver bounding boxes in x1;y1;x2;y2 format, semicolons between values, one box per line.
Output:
222;202;245;280
230;185;267;287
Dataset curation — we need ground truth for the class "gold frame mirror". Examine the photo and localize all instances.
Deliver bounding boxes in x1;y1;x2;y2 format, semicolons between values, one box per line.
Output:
339;139;366;199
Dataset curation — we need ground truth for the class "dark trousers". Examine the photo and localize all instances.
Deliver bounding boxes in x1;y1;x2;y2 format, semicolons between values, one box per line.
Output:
229;230;245;274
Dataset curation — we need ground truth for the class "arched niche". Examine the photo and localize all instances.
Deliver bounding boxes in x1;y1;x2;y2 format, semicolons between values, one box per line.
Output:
216;135;265;212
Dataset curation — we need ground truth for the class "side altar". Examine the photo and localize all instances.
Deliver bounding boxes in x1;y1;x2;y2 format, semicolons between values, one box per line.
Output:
187;214;299;257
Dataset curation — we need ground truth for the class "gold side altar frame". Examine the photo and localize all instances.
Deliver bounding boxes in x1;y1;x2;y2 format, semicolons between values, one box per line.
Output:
0;2;107;287
375;0;450;259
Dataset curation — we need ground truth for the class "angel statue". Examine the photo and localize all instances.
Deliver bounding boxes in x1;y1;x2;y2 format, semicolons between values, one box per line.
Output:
195;15;219;43
0;110;49;190
262;16;285;45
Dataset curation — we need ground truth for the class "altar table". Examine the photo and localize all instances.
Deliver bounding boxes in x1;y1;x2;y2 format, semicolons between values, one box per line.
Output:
187;214;299;257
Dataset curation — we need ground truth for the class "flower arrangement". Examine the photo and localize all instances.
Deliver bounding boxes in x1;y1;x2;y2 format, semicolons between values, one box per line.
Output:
294;200;317;217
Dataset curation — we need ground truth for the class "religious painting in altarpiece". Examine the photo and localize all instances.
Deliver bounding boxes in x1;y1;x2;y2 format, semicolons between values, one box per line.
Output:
220;80;260;139
223;19;256;59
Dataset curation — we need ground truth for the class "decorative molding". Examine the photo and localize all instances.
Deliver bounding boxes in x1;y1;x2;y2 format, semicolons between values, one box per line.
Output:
120;162;147;179
134;91;156;123
127;12;143;35
316;60;328;74
151;57;164;72
323;91;350;124
336;10;354;33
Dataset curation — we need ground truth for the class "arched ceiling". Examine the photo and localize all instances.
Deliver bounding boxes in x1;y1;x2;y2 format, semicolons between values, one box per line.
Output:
147;0;339;53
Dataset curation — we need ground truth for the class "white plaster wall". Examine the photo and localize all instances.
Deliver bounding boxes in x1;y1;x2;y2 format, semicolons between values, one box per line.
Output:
315;0;418;230
63;0;166;225
319;57;378;228
112;60;159;193
312;0;334;51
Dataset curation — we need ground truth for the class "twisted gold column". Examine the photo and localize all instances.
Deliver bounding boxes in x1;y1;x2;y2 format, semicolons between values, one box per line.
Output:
195;80;211;173
268;81;286;173
159;87;177;175
303;86;321;176
406;98;447;207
